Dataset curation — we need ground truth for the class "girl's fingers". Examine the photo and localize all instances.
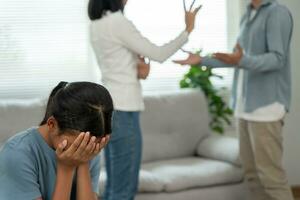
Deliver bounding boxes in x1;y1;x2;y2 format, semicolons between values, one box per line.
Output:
81;132;91;147
56;140;67;155
104;135;110;146
67;132;85;154
93;143;101;154
74;132;90;155
85;136;96;154
93;137;106;154
89;142;96;154
99;137;107;149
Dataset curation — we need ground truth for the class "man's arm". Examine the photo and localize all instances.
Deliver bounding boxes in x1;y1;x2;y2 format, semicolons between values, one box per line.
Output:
201;56;236;68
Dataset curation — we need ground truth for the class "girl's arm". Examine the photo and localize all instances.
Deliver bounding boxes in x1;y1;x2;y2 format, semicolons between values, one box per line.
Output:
76;163;98;200
51;164;75;200
52;132;96;200
76;137;108;200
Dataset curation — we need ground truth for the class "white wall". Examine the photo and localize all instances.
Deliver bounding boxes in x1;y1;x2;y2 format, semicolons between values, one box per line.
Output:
280;0;300;186
226;0;244;49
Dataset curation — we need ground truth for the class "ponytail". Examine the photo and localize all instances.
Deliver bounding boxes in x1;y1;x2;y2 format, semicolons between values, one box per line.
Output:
40;81;69;125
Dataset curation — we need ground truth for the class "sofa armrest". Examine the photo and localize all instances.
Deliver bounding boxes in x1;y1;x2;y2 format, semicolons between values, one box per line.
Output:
196;134;241;166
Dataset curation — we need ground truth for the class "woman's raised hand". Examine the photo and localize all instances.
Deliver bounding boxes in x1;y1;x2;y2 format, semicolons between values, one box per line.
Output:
184;0;202;34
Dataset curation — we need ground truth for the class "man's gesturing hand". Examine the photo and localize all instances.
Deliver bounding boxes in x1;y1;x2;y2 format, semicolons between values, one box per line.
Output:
213;43;243;65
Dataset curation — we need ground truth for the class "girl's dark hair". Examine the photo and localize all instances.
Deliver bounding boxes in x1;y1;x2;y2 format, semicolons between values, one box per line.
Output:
40;81;114;137
88;0;124;21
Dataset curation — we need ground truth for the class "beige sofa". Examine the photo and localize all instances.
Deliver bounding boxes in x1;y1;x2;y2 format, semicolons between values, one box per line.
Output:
0;89;250;200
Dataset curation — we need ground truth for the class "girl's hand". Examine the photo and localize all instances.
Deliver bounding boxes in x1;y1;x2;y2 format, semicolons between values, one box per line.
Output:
56;132;109;167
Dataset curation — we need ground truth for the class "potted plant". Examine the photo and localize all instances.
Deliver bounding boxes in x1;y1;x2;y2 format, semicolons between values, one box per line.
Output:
180;51;233;134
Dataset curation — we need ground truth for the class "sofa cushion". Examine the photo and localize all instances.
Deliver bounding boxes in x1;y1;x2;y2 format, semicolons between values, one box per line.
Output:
0;99;46;144
99;168;165;194
197;135;241;166
99;157;243;193
138;170;165;192
141;157;243;192
141;89;210;163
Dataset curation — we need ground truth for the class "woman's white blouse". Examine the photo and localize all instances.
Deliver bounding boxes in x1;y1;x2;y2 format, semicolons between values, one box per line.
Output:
90;11;188;111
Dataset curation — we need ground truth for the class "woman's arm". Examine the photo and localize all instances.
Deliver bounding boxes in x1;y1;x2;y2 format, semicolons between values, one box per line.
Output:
113;6;201;63
115;16;188;63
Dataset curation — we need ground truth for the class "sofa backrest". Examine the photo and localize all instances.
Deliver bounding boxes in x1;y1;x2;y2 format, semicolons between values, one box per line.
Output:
141;89;210;163
0;99;46;145
0;89;211;163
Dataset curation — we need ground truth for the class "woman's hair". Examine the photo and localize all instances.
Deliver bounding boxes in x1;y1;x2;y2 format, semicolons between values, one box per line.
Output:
88;0;124;21
40;81;114;137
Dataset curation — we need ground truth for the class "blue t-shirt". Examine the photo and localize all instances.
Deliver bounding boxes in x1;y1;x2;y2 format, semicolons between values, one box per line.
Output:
0;127;101;200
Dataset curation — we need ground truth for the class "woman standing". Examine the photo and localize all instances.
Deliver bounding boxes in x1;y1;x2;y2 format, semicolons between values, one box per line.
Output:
88;0;201;199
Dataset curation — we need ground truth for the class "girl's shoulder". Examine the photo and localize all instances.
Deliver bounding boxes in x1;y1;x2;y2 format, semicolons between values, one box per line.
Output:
0;127;42;162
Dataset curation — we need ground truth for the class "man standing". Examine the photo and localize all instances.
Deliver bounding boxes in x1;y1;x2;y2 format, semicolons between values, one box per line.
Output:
174;0;294;199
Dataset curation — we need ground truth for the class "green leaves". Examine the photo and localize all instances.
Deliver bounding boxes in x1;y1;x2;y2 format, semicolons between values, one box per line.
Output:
180;56;233;134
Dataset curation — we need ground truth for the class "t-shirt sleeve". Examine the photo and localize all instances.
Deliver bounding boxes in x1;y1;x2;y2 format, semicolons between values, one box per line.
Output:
89;155;101;195
0;147;41;200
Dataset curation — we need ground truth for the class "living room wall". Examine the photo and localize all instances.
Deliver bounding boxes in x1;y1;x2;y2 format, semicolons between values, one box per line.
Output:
280;0;300;186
